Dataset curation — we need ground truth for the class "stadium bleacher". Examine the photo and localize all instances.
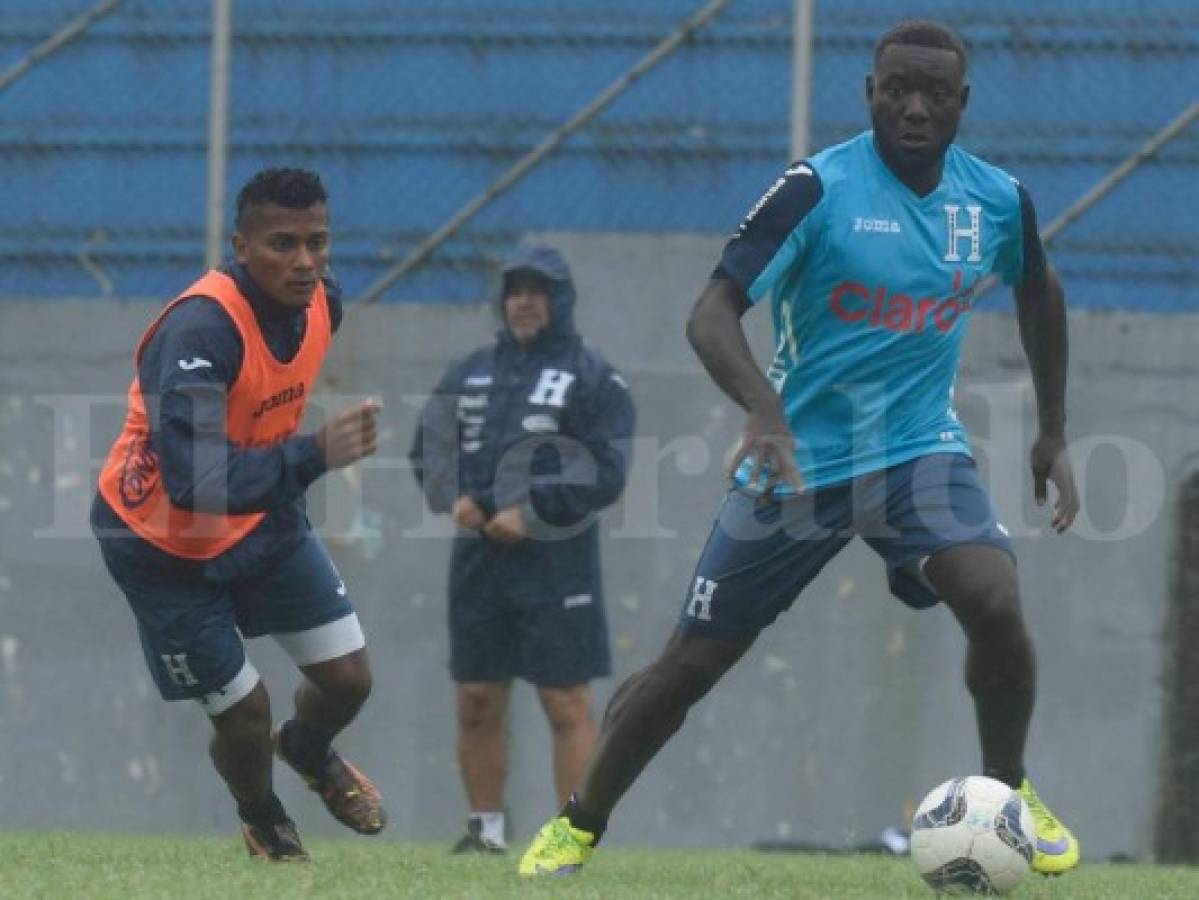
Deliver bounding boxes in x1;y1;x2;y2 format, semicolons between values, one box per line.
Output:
1;0;1194;308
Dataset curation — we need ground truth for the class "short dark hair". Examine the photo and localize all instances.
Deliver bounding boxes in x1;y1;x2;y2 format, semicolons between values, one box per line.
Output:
235;167;327;230
874;20;968;74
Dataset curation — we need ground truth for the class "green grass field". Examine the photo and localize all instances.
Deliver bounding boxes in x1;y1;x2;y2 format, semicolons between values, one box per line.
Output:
4;833;1199;899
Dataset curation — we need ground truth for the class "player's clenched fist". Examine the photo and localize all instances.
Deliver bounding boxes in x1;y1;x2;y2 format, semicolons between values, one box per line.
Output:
452;496;487;530
316;399;382;468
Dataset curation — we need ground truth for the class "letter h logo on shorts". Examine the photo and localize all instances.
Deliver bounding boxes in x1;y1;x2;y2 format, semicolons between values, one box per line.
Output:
686;576;718;622
161;653;199;687
528;369;576;408
943;204;982;263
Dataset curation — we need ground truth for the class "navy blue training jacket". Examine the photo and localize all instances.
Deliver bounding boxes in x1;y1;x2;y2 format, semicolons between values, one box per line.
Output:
91;262;338;579
410;244;636;601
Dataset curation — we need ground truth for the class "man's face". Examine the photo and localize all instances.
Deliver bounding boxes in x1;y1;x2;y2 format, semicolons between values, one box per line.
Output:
503;272;552;344
232;203;330;308
867;43;968;175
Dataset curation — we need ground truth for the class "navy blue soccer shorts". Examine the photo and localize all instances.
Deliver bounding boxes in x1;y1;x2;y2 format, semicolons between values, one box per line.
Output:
448;580;611;688
677;453;1014;638
97;529;363;715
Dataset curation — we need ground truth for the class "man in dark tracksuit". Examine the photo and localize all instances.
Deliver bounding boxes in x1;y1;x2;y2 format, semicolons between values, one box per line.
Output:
92;169;385;861
410;243;635;853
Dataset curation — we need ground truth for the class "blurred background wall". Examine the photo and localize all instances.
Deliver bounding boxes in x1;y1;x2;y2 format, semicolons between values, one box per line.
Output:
1;0;1196;860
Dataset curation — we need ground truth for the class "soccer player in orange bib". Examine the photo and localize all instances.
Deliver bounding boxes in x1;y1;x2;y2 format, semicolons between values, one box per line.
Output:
93;168;384;860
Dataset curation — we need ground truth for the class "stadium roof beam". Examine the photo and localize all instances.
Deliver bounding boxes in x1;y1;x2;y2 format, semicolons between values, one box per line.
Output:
356;0;733;305
0;0;123;95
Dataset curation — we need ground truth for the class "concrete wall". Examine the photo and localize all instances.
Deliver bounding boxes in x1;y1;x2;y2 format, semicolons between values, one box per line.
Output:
1;234;1196;858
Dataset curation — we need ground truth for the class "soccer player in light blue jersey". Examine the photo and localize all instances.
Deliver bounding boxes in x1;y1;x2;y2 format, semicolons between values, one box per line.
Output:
522;20;1080;878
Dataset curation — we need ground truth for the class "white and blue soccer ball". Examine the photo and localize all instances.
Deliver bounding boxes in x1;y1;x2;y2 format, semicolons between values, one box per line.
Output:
909;775;1035;895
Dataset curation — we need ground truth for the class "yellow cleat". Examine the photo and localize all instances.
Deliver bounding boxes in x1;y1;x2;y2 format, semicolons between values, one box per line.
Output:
518;816;596;876
1020;778;1080;875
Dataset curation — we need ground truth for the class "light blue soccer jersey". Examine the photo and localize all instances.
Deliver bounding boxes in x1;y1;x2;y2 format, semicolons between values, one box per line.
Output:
718;131;1040;490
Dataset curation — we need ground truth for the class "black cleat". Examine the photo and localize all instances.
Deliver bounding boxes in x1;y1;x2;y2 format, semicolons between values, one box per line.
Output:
451;817;507;855
241;818;309;862
274;725;386;835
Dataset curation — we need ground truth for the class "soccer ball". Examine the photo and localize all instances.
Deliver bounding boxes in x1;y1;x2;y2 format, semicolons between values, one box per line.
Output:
909;776;1035;895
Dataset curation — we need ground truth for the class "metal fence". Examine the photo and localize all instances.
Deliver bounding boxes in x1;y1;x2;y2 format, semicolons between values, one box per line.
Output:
1;0;1196;308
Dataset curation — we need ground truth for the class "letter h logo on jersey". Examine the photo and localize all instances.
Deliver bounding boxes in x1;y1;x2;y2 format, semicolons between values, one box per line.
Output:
528;369;576;408
161;653;199;687
686;576;718;622
943;204;982;263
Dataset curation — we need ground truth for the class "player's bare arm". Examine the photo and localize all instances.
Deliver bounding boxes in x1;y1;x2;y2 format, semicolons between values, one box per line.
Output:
686;277;802;495
1013;262;1078;532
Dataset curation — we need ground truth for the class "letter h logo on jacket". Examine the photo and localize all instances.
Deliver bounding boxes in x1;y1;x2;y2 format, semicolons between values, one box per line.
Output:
528;369;576;408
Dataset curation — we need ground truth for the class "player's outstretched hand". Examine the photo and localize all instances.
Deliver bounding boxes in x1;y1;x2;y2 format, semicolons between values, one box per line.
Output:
316;399;381;469
1030;431;1078;533
730;400;804;497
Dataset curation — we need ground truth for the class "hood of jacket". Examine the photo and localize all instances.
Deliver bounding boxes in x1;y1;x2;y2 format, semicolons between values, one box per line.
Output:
497;242;577;346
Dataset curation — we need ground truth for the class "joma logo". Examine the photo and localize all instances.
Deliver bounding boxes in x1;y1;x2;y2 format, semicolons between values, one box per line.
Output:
853;217;901;234
251;382;306;419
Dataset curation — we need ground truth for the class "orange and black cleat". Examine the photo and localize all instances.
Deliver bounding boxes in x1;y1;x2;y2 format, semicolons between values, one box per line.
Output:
242;818;309;862
274;728;387;835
